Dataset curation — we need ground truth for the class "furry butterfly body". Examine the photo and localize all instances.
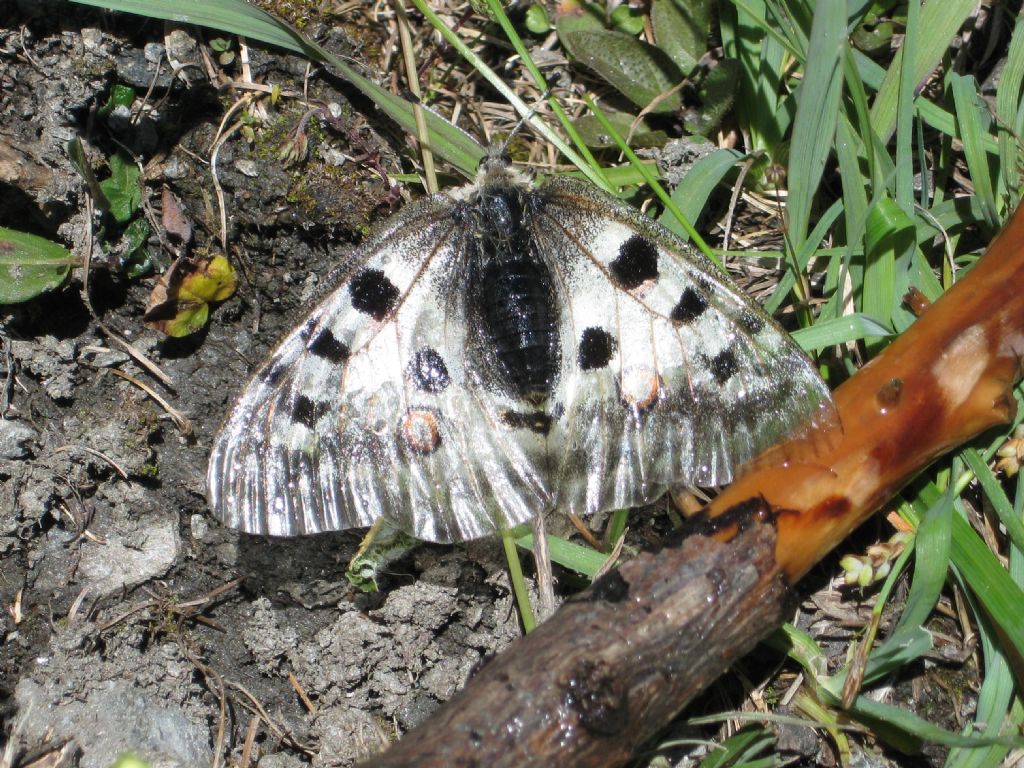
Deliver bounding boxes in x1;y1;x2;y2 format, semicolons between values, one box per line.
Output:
207;156;832;542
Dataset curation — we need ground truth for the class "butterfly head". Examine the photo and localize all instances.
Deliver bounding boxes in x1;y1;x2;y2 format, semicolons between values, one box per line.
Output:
473;146;532;191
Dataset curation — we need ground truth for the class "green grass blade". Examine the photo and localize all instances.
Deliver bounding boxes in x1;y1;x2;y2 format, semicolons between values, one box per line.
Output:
502;528;536;633
902;483;954;627
764;198;843;315
785;5;845;251
952;74;1000;227
951;509;1024;667
862;196;914;344
996;17;1024;207
482;0;604;184
662;148;743;239
514;532;609;578
961;448;1024;556
585;98;719;265
789;313;892;352
411;0;604;188
891;0;917;212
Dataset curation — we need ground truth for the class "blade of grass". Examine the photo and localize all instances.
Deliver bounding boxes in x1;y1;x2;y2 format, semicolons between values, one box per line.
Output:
764;198;843;315
789;313;892;352
660;148;742;240
481;0;606;186
952;74;1001;228
960;447;1024;556
996;17;1024;207
892;0;918;213
784;3;844;253
585;97;719;266
514;532;608;579
501;528;536;633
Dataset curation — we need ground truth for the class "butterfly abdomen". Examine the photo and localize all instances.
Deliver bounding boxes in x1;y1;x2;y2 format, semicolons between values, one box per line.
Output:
477;257;559;399
467;184;560;401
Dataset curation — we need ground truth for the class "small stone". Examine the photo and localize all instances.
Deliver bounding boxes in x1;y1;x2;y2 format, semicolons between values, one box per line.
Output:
80;28;103;52
143;42;165;64
0;419;37;459
189;514;209;541
235;159;260;177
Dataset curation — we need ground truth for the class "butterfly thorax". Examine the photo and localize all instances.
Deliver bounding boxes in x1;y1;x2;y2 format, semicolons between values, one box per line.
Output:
462;179;560;404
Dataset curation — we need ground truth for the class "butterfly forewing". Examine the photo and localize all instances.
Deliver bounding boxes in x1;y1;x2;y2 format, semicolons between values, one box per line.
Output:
208;160;833;543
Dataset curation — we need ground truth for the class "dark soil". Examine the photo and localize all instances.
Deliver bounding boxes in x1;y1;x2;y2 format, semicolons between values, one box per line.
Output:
0;3;976;767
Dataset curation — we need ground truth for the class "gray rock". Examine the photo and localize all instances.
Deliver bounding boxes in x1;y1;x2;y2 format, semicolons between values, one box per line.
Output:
77;514;178;598
15;678;211;768
0;418;37;459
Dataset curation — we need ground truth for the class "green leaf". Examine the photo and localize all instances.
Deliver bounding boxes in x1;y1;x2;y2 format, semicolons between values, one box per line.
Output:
961;448;1024;557
682;58;739;136
515;531;609;578
553;0;606;59
571;111;669;149
98;152;142;224
789;313;893;352
952;73;1000;228
862;196;914;341
98;83;135;119
524;4;550;34
662;146;741;238
564;30;683;113
996;17;1024;206
869;0;979;144
66;136;111;212
650;0;711;75
609;4;644;36
0;228;74;304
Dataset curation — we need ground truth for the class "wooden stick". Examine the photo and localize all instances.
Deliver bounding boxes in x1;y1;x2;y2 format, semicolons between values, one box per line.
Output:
359;208;1024;767
714;211;1024;583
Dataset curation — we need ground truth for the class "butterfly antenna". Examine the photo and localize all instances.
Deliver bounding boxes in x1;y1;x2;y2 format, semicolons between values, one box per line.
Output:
491;88;554;159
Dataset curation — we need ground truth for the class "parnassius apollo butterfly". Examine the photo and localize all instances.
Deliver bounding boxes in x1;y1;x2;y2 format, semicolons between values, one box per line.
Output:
207;152;833;543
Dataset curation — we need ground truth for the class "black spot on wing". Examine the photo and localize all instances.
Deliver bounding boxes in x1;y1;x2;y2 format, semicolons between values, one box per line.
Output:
709;348;738;384
609;235;658;290
290;394;328;429
350;268;400;321
501;410;553;435
578;327;616;370
670;287;708;323
307;327;351;363
408;347;450;393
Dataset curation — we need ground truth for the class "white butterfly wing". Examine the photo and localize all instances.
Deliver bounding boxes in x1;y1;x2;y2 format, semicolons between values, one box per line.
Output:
534;176;833;517
208;200;556;542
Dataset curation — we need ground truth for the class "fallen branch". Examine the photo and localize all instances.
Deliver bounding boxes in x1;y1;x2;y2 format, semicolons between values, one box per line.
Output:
360;207;1024;767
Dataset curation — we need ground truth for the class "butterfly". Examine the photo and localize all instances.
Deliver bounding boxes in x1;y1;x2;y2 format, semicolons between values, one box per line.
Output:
207;152;833;543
